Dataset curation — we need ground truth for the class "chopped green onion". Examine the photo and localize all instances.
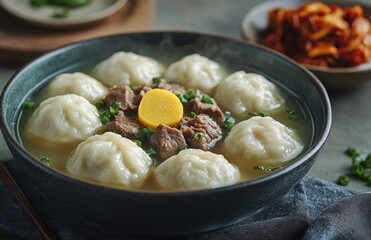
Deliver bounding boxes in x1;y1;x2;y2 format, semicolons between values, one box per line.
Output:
109;101;120;115
337;175;350;186
249;112;269;117
22;99;35;110
176;93;188;104
96;99;105;110
254;165;282;172
285;109;298;120
223;111;232;118
187;112;197;118
132;140;142;147
53;8;69;18
129;85;136;92
145;148;156;157
152;77;161;84
338;147;371;187
185;89;198;100
225;122;235;131
138;127;154;141
352;162;363;177
194;132;205;140
40;156;52;164
201;95;213;104
100;111;111;124
345;147;360;159
178;146;187;151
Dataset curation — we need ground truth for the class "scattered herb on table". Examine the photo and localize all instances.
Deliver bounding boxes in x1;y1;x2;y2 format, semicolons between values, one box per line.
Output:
337;147;371;187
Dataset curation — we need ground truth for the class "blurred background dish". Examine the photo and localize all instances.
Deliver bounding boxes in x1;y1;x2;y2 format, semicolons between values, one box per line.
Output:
241;0;371;89
0;0;128;29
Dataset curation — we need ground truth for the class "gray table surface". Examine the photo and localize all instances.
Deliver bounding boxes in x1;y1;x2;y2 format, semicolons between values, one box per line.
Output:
1;0;371;192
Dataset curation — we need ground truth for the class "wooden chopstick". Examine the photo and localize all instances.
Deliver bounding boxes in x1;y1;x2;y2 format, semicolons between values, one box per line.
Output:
0;162;56;240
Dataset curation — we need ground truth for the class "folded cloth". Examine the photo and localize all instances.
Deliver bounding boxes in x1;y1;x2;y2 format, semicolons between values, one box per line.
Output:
0;161;370;240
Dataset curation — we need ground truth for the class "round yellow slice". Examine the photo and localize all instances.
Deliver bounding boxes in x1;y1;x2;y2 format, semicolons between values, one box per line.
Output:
138;89;183;129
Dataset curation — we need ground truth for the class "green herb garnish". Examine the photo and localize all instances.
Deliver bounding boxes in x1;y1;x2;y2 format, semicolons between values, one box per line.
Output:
176;93;188;104
138;127;154;141
52;8;69;18
145;148;156;157
109;101;120;115
194;132;205;140
22;99;35;110
337;175;350;186
254;165;282;172
285;109;298;120
223;111;236;131
96;99;105;110
338;147;371;187
178;146;187;151
132;140;142;147
129;85;136;92
187;111;197;118
152;77;161;84
185;89;199;100
40;156;52;164
201;95;213;104
249;112;269;117
100;111;111;124
31;0;92;8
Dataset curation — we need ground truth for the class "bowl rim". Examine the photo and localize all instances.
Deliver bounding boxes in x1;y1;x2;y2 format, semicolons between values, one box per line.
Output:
0;30;332;197
240;0;371;74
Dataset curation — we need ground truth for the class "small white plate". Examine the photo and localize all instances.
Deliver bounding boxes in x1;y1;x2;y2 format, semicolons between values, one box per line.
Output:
0;0;128;29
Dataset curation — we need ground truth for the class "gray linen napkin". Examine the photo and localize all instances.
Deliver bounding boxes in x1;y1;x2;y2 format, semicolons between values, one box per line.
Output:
0;160;370;240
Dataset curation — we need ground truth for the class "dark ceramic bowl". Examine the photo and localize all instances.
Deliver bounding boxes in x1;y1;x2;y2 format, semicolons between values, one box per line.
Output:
0;31;331;235
241;0;371;89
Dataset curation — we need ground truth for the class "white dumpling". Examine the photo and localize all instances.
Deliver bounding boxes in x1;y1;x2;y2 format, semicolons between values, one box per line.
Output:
41;72;107;104
164;54;224;93
155;149;240;191
223;116;303;166
214;71;283;118
92;52;164;86
28;94;102;143
66;132;152;188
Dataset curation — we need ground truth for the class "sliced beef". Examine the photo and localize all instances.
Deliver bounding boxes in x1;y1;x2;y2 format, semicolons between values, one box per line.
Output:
134;81;186;104
106;111;141;139
192;97;224;125
149;124;187;160
105;86;137;110
153;81;186;95
178;114;222;150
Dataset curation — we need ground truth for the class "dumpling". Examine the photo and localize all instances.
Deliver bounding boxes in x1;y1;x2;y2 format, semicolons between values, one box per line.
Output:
66;132;152;188
214;71;283;118
28;94;102;143
223;116;303;166
92;52;164;86
154;149;240;190
41;72;107;104
164;54;224;93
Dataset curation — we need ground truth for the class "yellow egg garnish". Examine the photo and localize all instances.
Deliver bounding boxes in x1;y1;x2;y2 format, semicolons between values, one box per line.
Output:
138;89;183;129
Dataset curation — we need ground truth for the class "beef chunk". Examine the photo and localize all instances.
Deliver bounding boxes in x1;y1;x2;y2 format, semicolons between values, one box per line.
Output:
179;114;222;150
149;124;187;160
105;86;137;110
192;97;224;125
106;111;141;139
134;81;186;104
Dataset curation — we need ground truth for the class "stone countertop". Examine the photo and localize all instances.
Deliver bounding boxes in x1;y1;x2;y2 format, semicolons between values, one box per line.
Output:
1;0;371;192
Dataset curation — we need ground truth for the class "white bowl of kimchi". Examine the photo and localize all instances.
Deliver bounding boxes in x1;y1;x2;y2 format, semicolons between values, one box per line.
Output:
241;0;371;89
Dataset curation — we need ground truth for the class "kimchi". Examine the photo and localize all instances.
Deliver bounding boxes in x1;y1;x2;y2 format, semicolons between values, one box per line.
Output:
262;2;371;67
